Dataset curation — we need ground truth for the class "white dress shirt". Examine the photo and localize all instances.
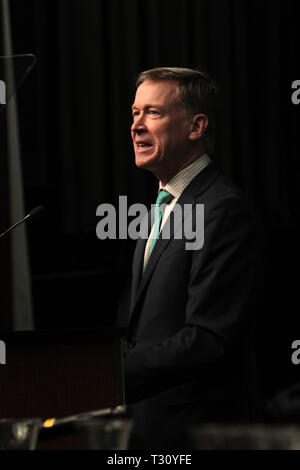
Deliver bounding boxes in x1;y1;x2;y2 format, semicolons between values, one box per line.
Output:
143;153;211;269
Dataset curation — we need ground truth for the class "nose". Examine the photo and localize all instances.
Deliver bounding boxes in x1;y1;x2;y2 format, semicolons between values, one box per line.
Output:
131;113;146;135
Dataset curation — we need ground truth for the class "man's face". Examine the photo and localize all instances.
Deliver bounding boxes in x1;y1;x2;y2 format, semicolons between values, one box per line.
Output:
131;80;192;180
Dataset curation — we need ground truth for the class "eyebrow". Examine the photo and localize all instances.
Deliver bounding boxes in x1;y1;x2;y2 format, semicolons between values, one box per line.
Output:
131;104;163;111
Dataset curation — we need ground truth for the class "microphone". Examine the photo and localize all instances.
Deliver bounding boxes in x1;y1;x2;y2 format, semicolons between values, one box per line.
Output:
39;405;128;441
0;205;44;240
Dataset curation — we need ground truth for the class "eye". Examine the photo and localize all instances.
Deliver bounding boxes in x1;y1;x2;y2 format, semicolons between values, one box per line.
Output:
132;110;139;119
148;109;159;116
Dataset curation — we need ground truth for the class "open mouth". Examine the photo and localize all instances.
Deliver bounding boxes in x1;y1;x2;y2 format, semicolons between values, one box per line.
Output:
136;142;153;152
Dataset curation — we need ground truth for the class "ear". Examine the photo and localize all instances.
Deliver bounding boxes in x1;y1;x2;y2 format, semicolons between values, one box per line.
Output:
188;114;208;141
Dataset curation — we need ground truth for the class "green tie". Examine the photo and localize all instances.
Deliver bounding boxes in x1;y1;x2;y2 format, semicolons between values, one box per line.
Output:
150;189;174;255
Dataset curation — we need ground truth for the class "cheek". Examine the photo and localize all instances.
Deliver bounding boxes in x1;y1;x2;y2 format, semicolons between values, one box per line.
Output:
154;126;171;143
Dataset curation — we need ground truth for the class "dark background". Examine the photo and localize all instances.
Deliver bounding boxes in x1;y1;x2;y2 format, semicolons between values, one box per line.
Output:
2;0;300;404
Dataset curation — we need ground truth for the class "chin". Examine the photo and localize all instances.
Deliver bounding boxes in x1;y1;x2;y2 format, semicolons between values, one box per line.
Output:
135;155;156;171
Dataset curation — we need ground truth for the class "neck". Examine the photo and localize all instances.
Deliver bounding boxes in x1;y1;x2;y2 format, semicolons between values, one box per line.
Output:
157;150;207;186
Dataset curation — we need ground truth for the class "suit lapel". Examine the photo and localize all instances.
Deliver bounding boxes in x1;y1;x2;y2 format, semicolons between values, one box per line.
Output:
129;162;220;322
130;236;146;307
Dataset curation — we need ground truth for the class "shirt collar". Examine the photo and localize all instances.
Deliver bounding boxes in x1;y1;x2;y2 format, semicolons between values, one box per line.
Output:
158;153;211;199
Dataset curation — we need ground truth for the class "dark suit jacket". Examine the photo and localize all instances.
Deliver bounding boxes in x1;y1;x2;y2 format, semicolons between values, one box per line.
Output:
124;162;264;449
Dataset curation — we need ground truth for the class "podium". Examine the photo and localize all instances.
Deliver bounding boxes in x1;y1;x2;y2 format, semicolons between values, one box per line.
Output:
0;327;127;449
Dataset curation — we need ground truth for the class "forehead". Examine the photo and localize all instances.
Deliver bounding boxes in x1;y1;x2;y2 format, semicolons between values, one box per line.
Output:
133;80;181;108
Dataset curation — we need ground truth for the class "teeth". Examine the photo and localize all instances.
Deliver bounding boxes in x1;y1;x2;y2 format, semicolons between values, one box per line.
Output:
137;143;151;147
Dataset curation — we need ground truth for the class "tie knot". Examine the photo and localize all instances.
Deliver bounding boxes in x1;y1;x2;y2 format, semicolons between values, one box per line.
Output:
155;190;174;206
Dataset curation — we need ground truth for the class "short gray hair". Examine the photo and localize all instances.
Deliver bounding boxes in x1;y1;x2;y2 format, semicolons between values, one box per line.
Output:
136;67;218;154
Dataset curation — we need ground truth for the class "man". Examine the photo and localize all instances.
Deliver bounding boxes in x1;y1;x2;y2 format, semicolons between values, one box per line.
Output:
124;67;264;449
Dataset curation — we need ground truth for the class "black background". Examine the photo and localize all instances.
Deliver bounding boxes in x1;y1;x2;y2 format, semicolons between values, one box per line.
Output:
1;0;300;406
